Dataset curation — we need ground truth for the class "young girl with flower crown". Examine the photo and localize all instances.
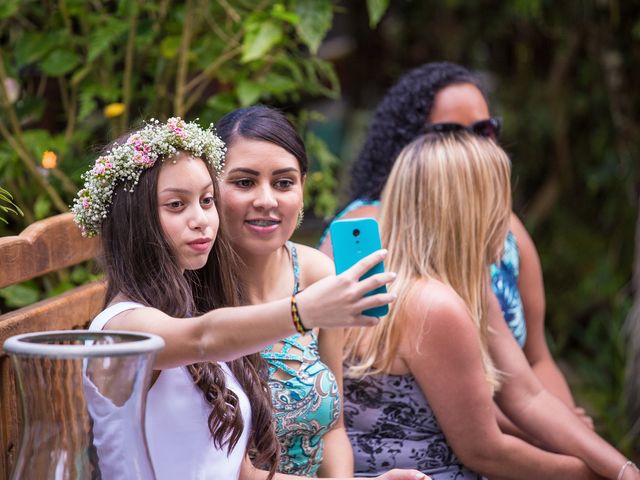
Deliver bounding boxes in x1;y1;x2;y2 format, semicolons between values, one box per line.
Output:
74;117;427;480
216;106;354;477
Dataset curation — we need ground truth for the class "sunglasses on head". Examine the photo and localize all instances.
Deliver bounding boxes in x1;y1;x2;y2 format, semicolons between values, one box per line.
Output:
424;117;502;141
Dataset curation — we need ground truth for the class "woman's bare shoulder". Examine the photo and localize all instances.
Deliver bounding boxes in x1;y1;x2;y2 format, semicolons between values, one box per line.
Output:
403;278;473;333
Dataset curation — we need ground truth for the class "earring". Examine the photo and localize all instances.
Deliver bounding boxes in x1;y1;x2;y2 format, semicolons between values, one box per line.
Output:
296;208;304;229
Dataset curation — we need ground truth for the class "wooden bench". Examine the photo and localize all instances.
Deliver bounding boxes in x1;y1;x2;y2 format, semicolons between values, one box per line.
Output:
0;212;105;479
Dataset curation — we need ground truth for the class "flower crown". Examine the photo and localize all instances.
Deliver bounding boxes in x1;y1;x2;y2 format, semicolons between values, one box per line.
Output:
72;117;226;237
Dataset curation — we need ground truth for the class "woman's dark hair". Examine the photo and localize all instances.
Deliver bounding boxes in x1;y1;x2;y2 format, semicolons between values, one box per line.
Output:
216;105;308;176
100;147;279;478
349;61;488;201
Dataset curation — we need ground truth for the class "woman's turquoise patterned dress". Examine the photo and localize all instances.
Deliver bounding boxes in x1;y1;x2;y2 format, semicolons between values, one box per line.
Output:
320;200;527;346
261;242;341;476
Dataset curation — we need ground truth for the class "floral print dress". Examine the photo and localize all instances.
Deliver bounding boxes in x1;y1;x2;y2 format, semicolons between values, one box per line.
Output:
261;242;340;476
343;369;484;479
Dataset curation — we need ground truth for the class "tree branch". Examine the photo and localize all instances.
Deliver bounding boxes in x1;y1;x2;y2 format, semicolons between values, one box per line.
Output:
174;0;194;117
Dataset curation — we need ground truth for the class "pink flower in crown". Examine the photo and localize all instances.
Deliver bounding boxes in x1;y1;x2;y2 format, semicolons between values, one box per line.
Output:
82;197;90;209
133;150;154;166
92;156;115;176
167;117;187;137
126;133;141;145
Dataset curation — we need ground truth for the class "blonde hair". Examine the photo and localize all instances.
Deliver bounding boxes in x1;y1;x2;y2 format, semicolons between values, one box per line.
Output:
344;132;512;390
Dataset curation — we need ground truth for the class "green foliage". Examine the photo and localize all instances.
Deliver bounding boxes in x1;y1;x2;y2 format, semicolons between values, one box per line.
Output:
366;0;389;27
0;1;391;312
0;282;39;308
294;0;333;54
0;186;22;224
0;0;371;237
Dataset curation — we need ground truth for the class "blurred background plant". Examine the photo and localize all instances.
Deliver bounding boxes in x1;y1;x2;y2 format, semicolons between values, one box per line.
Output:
0;0;369;307
0;0;637;460
0;186;22;224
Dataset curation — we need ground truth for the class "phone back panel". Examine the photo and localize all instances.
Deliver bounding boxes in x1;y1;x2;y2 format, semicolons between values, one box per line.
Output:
330;217;388;317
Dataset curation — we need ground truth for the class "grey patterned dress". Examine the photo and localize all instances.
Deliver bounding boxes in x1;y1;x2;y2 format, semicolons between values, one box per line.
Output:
344;368;484;479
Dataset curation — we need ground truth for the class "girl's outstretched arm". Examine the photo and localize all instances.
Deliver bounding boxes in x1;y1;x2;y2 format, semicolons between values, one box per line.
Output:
104;250;395;369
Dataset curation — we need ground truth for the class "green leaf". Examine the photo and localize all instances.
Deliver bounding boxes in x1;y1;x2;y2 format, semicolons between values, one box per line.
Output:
160;35;181;59
22;129;54;159
206;94;238;120
34;195;52;220
270;3;299;25
0;0;20;19
294;0;332;54
0;284;40;308
366;0;389;28
78;90;97;121
47;280;75;297
241;20;283;63
236;79;262;106
262;72;297;96
87;21;129;62
70;265;90;284
41;49;81;77
14;33;53;66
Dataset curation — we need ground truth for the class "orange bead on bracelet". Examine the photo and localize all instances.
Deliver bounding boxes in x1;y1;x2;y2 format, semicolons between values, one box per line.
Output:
291;294;310;334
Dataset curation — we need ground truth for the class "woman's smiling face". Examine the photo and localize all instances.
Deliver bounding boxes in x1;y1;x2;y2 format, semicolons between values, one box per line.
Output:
218;138;304;257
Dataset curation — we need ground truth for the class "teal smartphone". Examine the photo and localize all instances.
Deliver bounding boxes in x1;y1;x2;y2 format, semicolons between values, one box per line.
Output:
330;217;389;317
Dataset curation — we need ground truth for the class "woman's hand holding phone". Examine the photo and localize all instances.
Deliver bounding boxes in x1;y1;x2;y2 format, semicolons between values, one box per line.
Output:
330;217;390;317
294;249;396;330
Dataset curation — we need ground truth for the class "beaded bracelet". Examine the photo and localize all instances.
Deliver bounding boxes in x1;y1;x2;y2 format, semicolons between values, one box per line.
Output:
618;460;640;480
290;294;310;334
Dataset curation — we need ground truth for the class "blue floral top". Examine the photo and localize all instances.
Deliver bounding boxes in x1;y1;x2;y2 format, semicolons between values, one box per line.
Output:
261;242;340;476
320;200;527;347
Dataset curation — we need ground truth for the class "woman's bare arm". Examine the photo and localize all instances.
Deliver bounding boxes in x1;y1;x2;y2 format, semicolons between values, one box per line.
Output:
104;250;396;369
402;279;599;480
488;285;632;479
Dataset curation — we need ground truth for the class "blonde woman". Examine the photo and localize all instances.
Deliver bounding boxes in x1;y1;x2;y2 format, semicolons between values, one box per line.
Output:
343;132;637;480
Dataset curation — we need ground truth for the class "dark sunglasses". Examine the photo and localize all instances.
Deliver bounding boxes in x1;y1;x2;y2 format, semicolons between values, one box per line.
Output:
424;117;502;141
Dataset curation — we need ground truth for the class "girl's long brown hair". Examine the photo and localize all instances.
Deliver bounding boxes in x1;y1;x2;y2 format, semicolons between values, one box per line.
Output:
100;152;278;477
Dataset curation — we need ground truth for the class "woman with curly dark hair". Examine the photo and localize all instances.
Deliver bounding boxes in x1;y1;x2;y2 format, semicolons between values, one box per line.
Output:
318;61;592;434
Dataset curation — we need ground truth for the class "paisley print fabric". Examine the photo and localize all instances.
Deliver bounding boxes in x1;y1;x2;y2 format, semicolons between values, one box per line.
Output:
261;242;340;476
344;370;484;479
321;200;527;345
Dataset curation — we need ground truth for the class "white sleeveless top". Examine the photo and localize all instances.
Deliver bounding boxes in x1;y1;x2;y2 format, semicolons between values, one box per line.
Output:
89;302;251;480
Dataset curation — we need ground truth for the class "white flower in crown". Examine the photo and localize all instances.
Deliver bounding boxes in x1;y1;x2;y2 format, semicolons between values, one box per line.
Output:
71;117;226;237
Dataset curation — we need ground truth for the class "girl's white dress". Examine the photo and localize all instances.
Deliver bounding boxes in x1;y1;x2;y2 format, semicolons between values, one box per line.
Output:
88;301;250;480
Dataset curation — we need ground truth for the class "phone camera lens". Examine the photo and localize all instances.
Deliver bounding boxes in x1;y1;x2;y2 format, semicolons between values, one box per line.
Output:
353;229;360;237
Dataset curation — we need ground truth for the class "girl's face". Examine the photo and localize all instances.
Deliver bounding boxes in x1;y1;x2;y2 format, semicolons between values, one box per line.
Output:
157;154;219;271
429;82;491;125
218;138;304;257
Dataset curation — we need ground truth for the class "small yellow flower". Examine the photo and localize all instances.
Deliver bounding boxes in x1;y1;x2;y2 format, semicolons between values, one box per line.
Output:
41;150;57;169
103;102;126;118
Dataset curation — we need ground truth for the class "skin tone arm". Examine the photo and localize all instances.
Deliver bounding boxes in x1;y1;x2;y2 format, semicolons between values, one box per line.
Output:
239;456;429;480
402;279;600;480
105;250;396;369
488;287;636;479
